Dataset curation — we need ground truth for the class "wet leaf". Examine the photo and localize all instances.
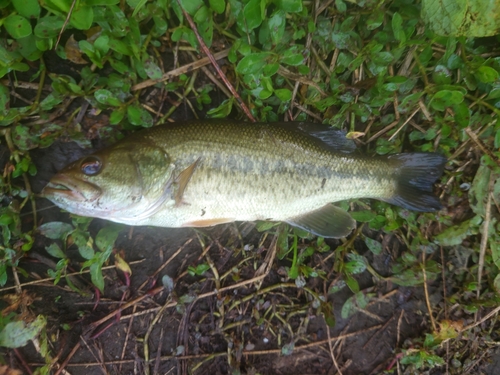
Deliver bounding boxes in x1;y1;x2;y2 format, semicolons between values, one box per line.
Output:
476;65;499;83
38;222;74;240
209;0;225;14
243;0;263;30
90;262;104;292
350;210;376;222
143;58;163;80
0;315;46;348
70;5;94;30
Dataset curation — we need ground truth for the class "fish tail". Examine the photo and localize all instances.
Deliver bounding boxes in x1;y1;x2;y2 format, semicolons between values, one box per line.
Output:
385;153;446;212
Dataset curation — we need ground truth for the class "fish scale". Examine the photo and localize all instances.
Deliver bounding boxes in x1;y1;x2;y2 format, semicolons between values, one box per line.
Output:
41;121;446;238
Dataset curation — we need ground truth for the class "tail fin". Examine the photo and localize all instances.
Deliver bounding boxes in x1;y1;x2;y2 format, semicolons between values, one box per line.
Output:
385;153;446;212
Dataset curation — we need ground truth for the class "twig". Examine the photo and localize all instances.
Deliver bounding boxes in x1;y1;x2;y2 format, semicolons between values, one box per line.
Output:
177;2;256;122
422;251;437;332
326;328;343;375
53;342;81;375
55;0;77;49
388;107;420;141
465;127;500;168
477;175;493;299
0;259;145;293
131;49;230;91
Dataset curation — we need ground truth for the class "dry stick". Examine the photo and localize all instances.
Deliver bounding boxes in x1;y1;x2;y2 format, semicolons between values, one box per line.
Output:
177;3;255;122
0;259;145;293
465;127;500;168
477;176;494;300
388;107;420;141
131;49;230;91
53;342;81;375
326;328;343;375
422;251;437;332
55;1;77;48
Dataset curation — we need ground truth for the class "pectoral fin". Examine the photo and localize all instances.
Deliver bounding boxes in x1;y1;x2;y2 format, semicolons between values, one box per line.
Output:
286;204;356;238
175;157;201;206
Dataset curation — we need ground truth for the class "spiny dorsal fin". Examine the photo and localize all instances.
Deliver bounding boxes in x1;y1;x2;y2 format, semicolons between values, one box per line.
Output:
175;157;201;206
286;204;356;238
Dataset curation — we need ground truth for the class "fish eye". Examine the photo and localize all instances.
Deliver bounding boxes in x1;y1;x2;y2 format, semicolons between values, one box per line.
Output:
80;156;102;176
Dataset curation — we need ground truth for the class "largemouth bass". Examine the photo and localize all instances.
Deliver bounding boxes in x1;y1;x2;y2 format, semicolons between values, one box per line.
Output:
41;121;446;238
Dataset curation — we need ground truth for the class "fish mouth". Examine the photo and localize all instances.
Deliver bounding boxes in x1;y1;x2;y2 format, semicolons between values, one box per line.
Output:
41;174;102;202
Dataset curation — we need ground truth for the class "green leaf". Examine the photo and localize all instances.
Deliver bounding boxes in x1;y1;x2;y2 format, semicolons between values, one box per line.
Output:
95;224;122;253
275;88;291;102
236;52;274;74
277;0;302;12
365;237;382;255
110;108;126;124
243;0;263;30
179;0;203;15
94;89;121;106
194;5;213;47
434;219;476;246
34;16;64;39
350;210;376;222
209;0;225;14
430;89;464;111
38;222;74;240
0;315;46;348
391;12;405;43
268;10;286;45
4;15;32;39
143;58;163;80
0;84;9;109
90;262;104;292
422;0;500;37
127;104;153;127
12;0;41;18
45;243;66;259
70;5;94;30
476;65;499;83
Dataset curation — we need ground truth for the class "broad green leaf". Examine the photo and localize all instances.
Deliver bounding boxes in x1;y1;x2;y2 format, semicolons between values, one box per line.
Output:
476;65;499;83
127;104;153;127
95;224;122;253
275;88;292;102
194;5;213;47
236;52;274;74
4;15;32;39
434;219;476;246
0;315;46;348
422;0;500;37
243;0;263;30
70;5;94;30
350;210;376;222
0;84;9;109
45;243;66;259
268;10;285;45
391;12;405;43
90;262;104;291
94;89;121;106
365;237;382;255
38;222;74;240
430;90;464;111
143;58;163;80
34;16;64;39
277;0;302;12
12;0;40;18
179;0;203;15
209;0;225;14
110;108;126;124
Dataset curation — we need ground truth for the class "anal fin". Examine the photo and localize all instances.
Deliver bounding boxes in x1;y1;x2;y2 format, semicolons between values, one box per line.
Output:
286;204;356;238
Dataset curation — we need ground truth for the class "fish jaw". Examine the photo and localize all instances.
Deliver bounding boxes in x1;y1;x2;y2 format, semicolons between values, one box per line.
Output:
41;174;102;204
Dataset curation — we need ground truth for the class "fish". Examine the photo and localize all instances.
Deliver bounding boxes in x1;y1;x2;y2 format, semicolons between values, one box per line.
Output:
41;121;446;238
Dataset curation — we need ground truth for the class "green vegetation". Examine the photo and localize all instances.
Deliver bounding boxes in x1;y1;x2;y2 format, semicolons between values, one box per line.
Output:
0;0;499;373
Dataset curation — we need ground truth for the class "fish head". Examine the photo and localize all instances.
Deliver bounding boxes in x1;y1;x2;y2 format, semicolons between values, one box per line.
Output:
41;141;175;222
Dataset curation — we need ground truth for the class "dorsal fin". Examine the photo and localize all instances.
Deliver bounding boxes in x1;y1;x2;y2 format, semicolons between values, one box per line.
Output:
275;122;356;153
